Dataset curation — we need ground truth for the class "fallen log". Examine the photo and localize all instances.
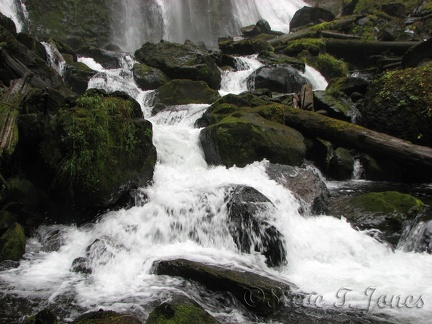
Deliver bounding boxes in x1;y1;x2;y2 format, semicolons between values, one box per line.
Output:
325;39;419;66
321;31;360;39
283;107;432;176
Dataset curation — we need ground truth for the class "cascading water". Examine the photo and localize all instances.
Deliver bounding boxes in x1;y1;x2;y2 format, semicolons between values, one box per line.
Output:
1;2;432;323
42;42;66;76
111;0;308;52
0;0;27;32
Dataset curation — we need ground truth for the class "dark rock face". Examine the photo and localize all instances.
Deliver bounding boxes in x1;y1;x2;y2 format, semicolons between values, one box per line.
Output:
225;185;287;267
134;41;221;89
401;37;432;68
247;65;309;94
218;37;273;56
132;63;168;90
153;258;297;315
72;310;142;324
289;6;335;30
265;163;330;214
76;46;121;69
241;19;272;36
63;62;97;95
381;3;407;18
328;147;354;180
153;79;220;107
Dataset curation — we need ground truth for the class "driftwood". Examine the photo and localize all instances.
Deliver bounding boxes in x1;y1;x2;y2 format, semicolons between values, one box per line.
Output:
283;106;432;173
0;73;34;157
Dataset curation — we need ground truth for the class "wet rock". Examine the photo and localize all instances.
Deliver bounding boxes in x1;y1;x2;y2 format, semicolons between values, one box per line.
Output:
247;65;309;94
70;257;92;274
218;37;273;56
77;46;121;69
147;296;219;324
328;147;354;180
290;6;335;30
329;191;425;246
241;19;272;37
225;185;287;267
313;90;354;121
398;207;432;254
265;163;330;214
0;222;26;262
153;258;297;315
132;63;168;90
153;79;220;107
24;309;60;324
134;41;221;90
63;62;97;95
72;309;142;323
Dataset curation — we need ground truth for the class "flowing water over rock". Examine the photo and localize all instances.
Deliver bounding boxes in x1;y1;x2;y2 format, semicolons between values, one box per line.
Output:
111;0;308;51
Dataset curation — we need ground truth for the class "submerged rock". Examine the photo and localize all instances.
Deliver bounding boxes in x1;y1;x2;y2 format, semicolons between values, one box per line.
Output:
132;63;168;90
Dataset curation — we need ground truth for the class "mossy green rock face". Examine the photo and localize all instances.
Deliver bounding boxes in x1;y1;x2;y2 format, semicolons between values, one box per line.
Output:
200;114;306;168
134;41;221;90
24;0;113;49
218;37;273;56
360;65;432;147
336;191;425;245
154;79;220;106
0;222;26;262
64;62;97;95
72;310;142;323
132;63;168;90
38;91;156;207
147;301;219;324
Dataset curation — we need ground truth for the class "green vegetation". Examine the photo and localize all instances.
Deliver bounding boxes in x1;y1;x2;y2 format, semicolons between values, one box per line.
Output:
312;53;349;80
284;38;325;57
350;191;424;222
45;92;151;201
0;222;26;261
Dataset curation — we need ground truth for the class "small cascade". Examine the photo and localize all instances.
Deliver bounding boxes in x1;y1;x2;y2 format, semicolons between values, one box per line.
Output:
219;55;263;96
302;65;328;91
352;158;364;180
0;0;28;32
398;214;432;254
42;42;66;76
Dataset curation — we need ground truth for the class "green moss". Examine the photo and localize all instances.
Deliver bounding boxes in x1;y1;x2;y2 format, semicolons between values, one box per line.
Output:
0;222;26;261
311;54;348;80
155;79;220;105
255;103;286;124
44;92;153;203
350;191;424;222
147;303;218;324
284;38;325;57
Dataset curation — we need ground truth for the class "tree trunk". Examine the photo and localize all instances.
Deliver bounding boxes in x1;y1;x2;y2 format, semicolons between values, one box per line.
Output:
283;106;432;175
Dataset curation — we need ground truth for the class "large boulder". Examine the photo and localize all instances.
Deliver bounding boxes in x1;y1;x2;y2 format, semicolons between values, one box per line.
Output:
225;185;286;267
290;6;335;30
18;90;157;216
359;65;432;147
24;0;112;49
153;79;220;107
0;222;26;262
240;19;272;37
265;163;330;214
63;62;97;95
200;114;306;168
247;65;309;94
134;41;221;90
328;191;425;246
132;63;168;90
401;38;432;68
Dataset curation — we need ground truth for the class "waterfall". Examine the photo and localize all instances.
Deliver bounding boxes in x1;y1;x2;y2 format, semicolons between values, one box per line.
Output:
111;0;308;52
0;0;27;32
42;42;66;76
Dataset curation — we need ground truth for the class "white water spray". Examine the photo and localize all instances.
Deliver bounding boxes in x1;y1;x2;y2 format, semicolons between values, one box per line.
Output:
0;0;27;32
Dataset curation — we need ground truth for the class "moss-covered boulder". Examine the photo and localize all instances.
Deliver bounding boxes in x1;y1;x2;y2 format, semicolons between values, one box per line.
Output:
200;113;306;168
359;65;432;147
147;297;219;324
21;90;156;211
72;310;142;323
23;309;60;324
153;79;220;107
218;36;273;56
0;222;26;262
132;63;168;90
328;147;354;180
24;0;113;49
290;6;335;30
330;191;424;245
257;51;305;71
134;41;221;90
63;62;97;95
